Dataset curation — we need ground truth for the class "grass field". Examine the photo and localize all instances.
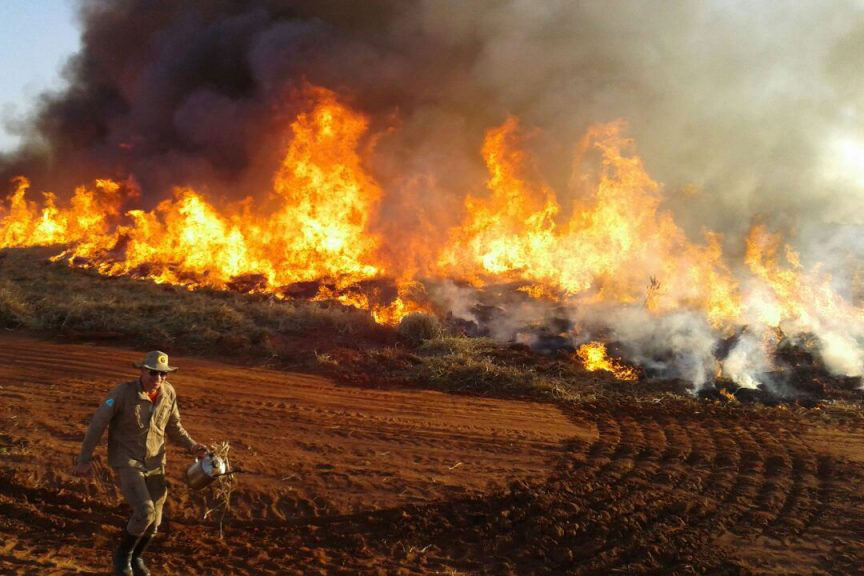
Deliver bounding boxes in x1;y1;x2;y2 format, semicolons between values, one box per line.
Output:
0;246;627;401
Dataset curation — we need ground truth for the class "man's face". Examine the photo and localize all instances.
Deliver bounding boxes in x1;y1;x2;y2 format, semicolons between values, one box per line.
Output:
140;367;168;392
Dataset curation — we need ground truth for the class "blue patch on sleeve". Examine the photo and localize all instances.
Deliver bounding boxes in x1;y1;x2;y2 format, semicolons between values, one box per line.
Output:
105;398;114;407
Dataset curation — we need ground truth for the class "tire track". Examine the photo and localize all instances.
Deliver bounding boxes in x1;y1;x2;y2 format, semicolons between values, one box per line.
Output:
0;334;863;574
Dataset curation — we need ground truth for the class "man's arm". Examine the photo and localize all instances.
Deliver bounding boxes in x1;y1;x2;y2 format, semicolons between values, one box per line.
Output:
75;392;118;475
166;399;204;455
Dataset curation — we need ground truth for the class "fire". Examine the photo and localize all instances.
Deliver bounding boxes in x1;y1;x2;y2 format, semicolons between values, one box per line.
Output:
743;225;864;377
438;120;741;326
0;106;803;333
576;341;639;381
744;224;842;328
269;87;381;284
0;88;427;323
438;117;560;279
371;281;435;325
0;177;127;249
371;296;423;326
0;81;860;384
0;98;748;331
311;279;433;326
55;87;382;294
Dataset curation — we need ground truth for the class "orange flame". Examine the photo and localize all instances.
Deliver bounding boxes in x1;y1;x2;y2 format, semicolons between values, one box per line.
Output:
0;86;858;351
0;177;127;249
439;119;741;326
438;116;560;279
744;224;844;328
269;87;381;284
55;87;383;294
0;88;433;324
576;341;639;381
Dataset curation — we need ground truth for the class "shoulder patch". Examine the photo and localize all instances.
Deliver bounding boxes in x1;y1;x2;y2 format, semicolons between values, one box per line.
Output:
105;398;115;407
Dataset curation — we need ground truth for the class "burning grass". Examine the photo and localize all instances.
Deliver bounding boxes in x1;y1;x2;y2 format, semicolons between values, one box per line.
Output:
0;247;385;366
3;89;864;397
1;85;863;401
0;246;856;407
328;335;650;402
0;246;645;401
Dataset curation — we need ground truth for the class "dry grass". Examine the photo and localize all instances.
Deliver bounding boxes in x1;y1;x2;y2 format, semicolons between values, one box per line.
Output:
335;336;601;401
397;312;442;345
0;247;638;402
0;247;384;363
203;441;236;538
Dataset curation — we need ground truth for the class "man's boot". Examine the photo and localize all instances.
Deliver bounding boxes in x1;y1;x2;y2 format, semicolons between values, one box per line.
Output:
112;530;139;576
131;526;156;576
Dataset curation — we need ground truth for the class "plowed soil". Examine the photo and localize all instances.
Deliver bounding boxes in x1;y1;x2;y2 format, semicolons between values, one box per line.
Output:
1;334;863;575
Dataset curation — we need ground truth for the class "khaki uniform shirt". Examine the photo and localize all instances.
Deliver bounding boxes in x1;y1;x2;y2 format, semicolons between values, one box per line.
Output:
78;379;197;470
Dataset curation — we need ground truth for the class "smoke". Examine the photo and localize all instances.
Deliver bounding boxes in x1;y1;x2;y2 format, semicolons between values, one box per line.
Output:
721;330;773;390
574;305;719;389
428;280;479;325
3;0;864;387
6;1;863;219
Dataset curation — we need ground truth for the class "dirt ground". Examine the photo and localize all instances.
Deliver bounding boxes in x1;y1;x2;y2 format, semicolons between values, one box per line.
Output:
0;334;863;575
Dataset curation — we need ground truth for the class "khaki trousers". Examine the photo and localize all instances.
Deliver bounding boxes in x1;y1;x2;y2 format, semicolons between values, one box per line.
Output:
115;466;168;536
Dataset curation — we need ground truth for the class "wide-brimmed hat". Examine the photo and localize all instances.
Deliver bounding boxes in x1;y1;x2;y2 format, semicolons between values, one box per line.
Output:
134;350;178;372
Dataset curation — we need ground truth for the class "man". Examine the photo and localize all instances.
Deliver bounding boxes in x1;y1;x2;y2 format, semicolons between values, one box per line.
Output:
74;351;206;576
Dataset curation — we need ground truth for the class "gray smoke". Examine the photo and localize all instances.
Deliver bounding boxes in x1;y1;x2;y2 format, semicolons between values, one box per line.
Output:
4;1;863;225
5;1;864;228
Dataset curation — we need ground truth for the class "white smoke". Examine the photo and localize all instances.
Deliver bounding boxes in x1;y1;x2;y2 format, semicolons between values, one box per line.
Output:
428;280;479;323
721;330;773;390
398;1;864;391
575;306;719;389
818;331;864;377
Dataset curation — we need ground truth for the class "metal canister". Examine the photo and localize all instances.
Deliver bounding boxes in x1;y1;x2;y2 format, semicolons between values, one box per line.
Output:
185;453;228;490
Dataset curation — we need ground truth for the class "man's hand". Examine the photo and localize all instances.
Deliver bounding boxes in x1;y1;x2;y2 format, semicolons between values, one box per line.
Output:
73;460;93;477
192;443;208;459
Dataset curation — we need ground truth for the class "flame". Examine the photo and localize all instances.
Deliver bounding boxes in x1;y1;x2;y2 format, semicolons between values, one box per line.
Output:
438;120;741;326
372;296;420;326
438;117;560;278
372;281;436;325
58;87;384;294
576;341;639;381
0;177;127;249
269;87;381;284
0;88;407;319
310;279;434;326
0;102;746;331
745;224;844;329
0;84;859;369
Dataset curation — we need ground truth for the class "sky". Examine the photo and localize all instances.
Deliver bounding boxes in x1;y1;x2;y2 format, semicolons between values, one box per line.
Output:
0;0;81;152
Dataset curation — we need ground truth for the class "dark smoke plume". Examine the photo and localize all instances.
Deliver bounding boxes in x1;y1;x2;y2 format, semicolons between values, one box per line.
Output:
4;0;864;235
1;1;426;203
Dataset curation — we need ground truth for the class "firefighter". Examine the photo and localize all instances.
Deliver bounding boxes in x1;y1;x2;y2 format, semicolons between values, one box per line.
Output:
74;351;206;576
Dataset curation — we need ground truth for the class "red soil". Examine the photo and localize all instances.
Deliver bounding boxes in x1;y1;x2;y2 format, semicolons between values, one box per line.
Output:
0;334;862;575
